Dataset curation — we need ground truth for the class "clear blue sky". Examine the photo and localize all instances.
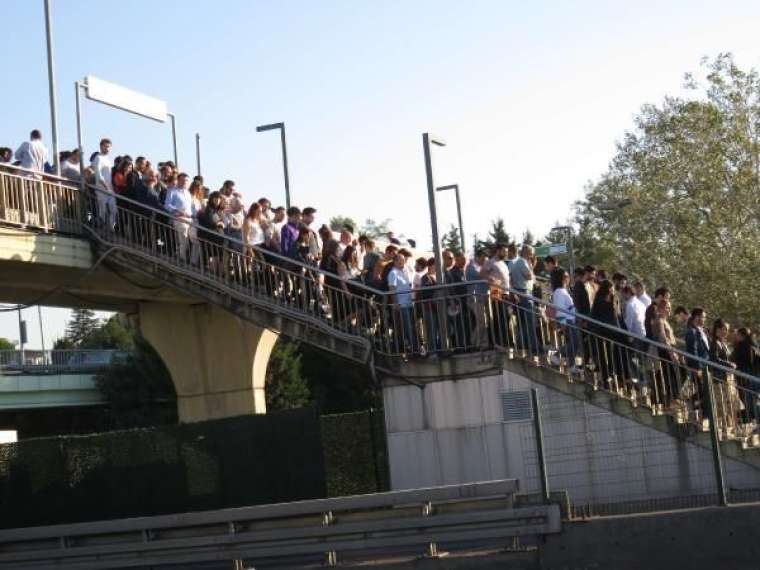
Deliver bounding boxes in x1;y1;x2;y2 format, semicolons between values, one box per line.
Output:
2;0;760;347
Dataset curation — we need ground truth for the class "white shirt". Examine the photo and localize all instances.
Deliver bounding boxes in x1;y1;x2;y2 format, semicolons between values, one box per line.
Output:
269;220;285;250
15;139;48;172
388;266;413;306
624;296;647;337
91;153;113;193
61;160;81;181
245;219;265;246
637;292;652;307
226;210;245;231
551;288;575;323
487;258;511;289
165;187;192;218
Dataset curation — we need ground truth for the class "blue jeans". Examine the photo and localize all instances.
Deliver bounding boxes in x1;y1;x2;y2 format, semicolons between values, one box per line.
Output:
516;295;539;354
395;306;416;353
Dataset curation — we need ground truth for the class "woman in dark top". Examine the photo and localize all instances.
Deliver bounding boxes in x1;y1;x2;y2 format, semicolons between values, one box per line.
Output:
733;327;757;424
709;318;735;378
590;280;626;389
710;318;741;430
198;191;225;274
320;239;350;326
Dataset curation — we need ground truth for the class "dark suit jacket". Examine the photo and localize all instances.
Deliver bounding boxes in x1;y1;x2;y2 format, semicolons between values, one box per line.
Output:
685;326;710;369
572;280;591;317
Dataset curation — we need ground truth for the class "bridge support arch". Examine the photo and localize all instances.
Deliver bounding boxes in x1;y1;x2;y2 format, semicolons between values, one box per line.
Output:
138;303;277;423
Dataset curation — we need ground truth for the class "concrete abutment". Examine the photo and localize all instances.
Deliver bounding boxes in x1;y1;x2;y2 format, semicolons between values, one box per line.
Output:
139;303;278;423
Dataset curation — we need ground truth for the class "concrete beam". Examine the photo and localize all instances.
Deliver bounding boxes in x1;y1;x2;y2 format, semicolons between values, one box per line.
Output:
0;373;102;410
0;228;194;308
139;303;278;423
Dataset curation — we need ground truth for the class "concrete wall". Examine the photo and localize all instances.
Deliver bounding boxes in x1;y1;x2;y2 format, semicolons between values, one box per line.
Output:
384;370;760;505
0;373;102;409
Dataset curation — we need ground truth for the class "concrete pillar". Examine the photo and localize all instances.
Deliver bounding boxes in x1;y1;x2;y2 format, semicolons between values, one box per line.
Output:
139;303;278;423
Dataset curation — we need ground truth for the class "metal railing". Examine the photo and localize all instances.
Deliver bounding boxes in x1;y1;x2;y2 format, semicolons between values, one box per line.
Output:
0;349;127;374
0;479;562;569
1;164;760;450
0;164;81;234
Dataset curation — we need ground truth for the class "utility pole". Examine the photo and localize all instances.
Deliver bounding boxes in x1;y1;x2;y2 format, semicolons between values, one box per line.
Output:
43;0;60;175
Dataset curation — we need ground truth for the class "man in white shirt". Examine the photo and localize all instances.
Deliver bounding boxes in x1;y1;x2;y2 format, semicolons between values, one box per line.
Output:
485;243;511;291
302;207;322;261
622;286;647;338
268;207;286;252
60;149;81;181
485;243;512;347
510;244;538;353
165;172;193;262
91;138;115;229
388;253;416;353
633;280;651;307
14;129;49;173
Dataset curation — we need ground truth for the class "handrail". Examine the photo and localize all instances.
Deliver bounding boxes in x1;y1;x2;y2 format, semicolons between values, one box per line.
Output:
0;161;75;184
3;158;760;443
1;164;756;384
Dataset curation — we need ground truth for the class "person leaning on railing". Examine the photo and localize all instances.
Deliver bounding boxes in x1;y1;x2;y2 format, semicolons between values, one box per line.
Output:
548;268;581;373
196;191;226;275
649;299;682;408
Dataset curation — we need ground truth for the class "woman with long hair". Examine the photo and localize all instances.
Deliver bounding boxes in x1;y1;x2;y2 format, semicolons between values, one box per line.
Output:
112;157;131;195
320;239;350;327
590;279;626;390
242;202;266;288
341;245;362;280
733;327;758;425
710;318;742;433
243;202;265;251
188;178;206;266
197;191;225;275
650;299;681;409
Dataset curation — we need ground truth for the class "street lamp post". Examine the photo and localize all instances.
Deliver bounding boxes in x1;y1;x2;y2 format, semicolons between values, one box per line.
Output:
436;183;465;256
43;0;60;175
167;112;178;168
422;133;446;284
256;122;291;209
195;133;202;177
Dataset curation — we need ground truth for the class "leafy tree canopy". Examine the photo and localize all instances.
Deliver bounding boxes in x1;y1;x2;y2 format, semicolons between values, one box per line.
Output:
329;215;359;233
441;224;463;256
361;218;393;239
574;54;760;328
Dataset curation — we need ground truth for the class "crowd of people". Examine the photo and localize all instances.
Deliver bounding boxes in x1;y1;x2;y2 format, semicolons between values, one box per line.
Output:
3;130;759;429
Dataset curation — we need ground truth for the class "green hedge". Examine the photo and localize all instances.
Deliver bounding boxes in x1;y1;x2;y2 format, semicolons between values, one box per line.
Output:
320;409;389;497
0;409;325;528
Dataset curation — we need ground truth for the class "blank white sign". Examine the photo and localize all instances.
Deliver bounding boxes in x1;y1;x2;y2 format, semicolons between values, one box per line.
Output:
85;75;168;123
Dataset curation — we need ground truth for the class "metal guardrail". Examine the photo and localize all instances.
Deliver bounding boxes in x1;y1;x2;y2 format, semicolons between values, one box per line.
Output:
0;349;127;375
1;164;759;450
0;479;561;569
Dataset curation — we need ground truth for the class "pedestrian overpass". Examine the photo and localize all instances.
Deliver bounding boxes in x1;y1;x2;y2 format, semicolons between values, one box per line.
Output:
1;164;760;509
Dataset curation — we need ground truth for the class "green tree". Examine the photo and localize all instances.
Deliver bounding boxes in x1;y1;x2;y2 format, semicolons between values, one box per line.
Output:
361;218;392;238
329;215;359;233
265;341;311;411
521;229;535;246
474;218;511;253
80;316;135;351
0;338;15;350
441;224;463;256
94;335;177;429
64;309;99;346
574;54;760;328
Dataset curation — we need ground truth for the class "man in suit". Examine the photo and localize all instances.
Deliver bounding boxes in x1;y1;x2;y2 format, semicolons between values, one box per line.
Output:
685;307;710;371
